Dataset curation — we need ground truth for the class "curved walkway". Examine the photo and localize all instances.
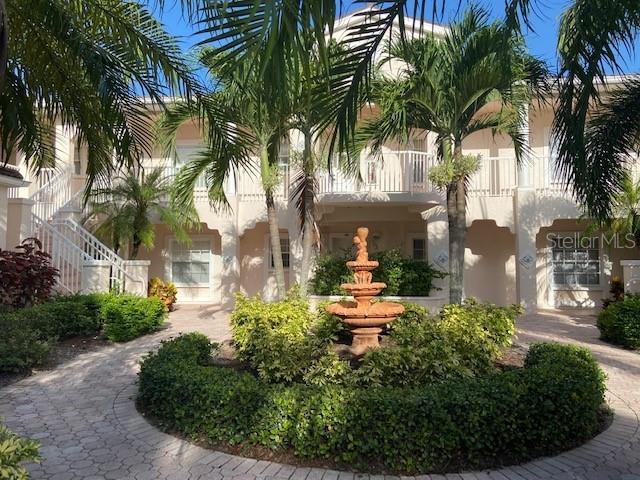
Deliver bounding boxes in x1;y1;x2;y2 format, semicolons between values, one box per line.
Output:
1;306;640;480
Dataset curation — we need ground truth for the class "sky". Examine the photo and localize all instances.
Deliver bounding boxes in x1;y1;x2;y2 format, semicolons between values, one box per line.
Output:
156;0;640;76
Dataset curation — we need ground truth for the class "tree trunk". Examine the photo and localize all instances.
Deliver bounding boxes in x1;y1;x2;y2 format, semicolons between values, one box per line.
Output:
299;129;315;296
266;191;286;300
447;142;467;304
0;0;7;82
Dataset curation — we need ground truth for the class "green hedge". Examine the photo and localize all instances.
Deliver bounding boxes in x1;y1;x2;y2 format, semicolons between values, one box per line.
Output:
101;295;166;342
0;293;167;372
138;335;606;473
231;295;519;387
310;249;446;296
597;294;640;349
0;421;39;480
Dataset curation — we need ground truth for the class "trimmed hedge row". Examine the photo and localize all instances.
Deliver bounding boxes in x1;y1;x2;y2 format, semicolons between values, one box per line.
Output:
0;293;167;372
138;334;606;473
597;294;640;349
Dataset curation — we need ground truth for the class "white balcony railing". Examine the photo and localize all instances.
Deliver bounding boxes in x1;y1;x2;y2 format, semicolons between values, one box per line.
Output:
142;153;601;202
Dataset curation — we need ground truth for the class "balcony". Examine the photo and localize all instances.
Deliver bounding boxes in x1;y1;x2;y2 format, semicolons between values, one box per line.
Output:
149;152;589;204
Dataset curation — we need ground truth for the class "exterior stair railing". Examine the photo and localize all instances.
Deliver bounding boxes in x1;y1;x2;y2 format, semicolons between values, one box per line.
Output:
18;164;144;294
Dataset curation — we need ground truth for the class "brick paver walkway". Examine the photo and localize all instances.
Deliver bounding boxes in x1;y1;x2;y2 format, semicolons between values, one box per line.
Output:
1;306;639;480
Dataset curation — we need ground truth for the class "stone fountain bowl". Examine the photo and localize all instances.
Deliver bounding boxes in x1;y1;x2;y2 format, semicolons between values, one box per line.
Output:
346;260;379;271
325;300;405;327
341;282;386;297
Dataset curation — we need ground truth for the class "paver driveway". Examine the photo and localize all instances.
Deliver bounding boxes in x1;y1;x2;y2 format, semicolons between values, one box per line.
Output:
1;306;639;480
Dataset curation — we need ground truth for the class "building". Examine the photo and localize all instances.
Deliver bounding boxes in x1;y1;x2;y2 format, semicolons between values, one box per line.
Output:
1;11;639;310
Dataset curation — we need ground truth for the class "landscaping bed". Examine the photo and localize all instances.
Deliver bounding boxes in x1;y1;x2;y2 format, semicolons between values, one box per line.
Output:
138;295;608;474
0;293;167;375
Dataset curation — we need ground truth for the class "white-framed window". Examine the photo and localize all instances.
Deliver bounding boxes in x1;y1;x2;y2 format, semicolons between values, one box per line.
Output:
411;237;427;261
269;236;290;269
550;234;600;288
171;239;211;285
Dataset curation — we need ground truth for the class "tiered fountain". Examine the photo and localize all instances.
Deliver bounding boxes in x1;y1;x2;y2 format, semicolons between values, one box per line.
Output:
326;227;405;354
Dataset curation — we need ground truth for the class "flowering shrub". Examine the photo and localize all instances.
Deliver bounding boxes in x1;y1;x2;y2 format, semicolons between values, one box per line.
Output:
0;238;59;308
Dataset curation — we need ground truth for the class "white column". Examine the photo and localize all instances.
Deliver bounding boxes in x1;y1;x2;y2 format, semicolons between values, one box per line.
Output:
123;260;150;296
220;227;240;309
517;104;532;188
0;185;8;249
288;217;303;286
81;260;111;293
424;206;449;298
7;198;34;247
514;188;538;311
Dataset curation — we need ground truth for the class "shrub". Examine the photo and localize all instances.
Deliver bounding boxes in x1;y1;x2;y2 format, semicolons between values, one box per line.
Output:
0;315;51;372
0;238;59;308
148;277;178;311
139;337;606;473
0;293;167;371
231;294;348;384
597;294;640;349
101;295;167;342
309;249;446;296
0;421;40;480
355;300;520;387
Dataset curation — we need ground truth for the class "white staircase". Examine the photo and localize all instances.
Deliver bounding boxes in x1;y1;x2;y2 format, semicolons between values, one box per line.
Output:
24;166;144;293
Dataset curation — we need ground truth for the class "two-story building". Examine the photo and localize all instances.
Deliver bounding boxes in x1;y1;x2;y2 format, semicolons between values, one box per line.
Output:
1;11;638;310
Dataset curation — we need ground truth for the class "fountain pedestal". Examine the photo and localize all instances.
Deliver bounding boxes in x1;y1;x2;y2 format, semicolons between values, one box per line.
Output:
325;228;405;354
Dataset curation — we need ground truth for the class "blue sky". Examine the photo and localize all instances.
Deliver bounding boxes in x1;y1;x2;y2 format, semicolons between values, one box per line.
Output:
156;0;640;75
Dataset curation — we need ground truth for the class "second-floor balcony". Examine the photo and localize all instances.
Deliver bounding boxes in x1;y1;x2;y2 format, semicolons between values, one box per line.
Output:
153;151;576;203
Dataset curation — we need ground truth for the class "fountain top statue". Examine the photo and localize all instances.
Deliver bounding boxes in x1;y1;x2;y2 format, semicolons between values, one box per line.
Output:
353;227;369;263
326;226;405;354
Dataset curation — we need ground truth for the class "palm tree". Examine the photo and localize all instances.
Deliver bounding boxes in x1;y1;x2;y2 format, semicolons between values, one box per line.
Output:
84;168;198;259
0;0;196;192
355;6;547;303
587;175;640;250
554;1;640;220
158;52;291;299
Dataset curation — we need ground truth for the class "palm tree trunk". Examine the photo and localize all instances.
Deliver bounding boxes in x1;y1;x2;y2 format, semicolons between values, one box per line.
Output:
299;129;315;296
266;191;286;300
0;0;7;81
447;142;467;304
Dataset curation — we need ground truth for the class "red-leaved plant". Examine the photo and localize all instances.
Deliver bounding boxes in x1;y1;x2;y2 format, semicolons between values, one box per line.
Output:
0;238;59;308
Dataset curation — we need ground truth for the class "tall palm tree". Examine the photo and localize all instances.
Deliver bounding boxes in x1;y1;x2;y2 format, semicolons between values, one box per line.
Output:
0;0;196;192
158;52;291;299
587;175;640;250
85;168;198;259
355;6;547;303
553;1;640;220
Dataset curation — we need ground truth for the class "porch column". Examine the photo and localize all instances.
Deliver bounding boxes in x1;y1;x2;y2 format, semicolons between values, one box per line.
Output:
7;198;34;247
424;206;449;298
289;223;303;286
220;226;240;309
123;260;150;296
514;187;538;311
81;260;111;293
0;185;8;249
